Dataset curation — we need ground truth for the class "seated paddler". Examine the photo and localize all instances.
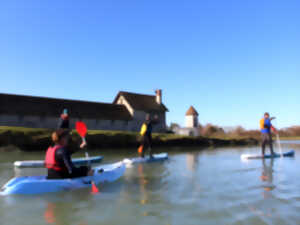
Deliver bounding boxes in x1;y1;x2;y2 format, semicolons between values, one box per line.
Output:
45;129;93;179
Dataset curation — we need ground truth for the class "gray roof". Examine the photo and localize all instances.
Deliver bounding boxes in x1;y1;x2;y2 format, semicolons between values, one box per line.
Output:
0;93;132;121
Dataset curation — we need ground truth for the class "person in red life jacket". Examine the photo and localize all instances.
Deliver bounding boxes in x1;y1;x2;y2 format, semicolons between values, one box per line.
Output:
45;129;92;179
57;109;70;129
259;112;277;156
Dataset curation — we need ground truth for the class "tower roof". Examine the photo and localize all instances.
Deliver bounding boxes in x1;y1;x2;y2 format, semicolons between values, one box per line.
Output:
185;106;198;116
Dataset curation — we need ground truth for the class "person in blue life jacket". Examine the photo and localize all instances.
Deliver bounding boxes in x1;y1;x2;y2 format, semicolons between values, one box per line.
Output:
139;114;159;158
57;109;70;129
45;129;94;179
259;112;277;156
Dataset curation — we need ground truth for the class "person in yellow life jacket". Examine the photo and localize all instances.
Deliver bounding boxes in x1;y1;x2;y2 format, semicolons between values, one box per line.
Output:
45;129;93;179
138;114;159;158
260;112;277;156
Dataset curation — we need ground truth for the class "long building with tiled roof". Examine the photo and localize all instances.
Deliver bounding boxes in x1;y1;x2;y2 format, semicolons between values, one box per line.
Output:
0;90;167;131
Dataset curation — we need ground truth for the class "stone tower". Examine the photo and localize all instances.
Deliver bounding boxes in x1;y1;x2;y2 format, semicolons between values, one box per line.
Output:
185;106;199;128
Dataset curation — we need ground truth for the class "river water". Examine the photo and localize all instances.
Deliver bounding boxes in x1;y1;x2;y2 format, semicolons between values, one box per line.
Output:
0;141;300;225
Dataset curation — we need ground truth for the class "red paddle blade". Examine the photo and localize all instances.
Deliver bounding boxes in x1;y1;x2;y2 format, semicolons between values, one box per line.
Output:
91;181;99;194
76;121;87;137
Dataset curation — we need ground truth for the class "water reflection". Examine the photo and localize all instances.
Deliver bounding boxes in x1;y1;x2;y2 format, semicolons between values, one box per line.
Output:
247;159;276;219
44;201;88;225
260;159;274;184
43;193;91;225
138;164;149;205
44;203;57;224
186;153;199;172
260;159;276;195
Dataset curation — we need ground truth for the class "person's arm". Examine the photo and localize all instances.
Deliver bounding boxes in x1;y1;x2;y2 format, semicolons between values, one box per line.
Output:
67;138;86;154
56;149;75;174
61;151;75;174
271;125;277;133
57;117;64;129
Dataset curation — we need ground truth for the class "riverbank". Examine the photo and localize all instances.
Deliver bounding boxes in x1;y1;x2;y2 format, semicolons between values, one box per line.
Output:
0;126;258;152
279;136;300;140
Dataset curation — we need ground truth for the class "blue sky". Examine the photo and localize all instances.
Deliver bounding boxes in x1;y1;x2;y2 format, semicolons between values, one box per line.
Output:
0;0;299;129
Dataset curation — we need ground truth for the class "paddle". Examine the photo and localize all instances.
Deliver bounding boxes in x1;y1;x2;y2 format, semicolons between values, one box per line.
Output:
271;118;283;157
76;121;87;144
75;121;99;193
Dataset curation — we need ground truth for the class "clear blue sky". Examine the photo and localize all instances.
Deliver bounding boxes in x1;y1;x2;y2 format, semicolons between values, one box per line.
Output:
0;0;299;129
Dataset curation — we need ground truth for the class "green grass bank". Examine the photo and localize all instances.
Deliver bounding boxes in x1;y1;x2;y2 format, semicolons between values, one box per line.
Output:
0;126;259;152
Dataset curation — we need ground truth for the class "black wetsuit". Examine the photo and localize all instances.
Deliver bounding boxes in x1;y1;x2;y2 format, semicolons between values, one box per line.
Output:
57;116;70;129
47;147;89;179
141;120;154;157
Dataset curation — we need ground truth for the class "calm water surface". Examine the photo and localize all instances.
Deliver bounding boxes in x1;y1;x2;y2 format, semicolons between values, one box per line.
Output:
0;142;300;225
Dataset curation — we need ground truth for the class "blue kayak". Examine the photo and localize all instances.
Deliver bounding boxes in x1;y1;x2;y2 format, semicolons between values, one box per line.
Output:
1;161;125;195
241;150;295;160
14;156;103;168
123;153;168;166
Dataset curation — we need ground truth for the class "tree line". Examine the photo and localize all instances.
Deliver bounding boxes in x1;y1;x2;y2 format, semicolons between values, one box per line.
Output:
169;123;300;138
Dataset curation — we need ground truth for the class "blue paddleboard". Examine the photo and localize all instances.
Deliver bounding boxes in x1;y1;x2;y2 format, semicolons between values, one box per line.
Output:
241;150;295;160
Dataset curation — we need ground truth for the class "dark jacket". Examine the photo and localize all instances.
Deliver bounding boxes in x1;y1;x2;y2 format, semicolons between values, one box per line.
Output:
57;114;70;129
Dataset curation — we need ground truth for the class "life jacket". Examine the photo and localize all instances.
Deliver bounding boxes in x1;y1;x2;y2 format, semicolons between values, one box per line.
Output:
260;118;271;133
140;123;147;136
140;121;152;136
45;145;63;171
260;118;265;130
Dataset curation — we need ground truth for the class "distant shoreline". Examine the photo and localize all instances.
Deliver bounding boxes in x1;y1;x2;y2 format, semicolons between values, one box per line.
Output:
279;136;300;140
0;126;259;152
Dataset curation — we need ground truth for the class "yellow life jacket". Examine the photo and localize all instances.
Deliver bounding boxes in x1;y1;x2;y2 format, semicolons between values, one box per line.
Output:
140;123;147;136
260;118;265;130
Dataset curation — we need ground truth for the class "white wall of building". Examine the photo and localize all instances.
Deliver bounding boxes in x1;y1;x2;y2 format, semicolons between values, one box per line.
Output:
186;115;198;128
174;127;199;137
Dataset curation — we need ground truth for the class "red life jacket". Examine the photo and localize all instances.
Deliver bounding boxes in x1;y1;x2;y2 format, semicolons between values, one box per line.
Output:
45;145;63;171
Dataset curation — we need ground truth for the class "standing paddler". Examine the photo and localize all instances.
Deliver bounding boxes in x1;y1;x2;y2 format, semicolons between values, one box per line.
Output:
57;108;70;129
260;112;277;156
138;114;159;158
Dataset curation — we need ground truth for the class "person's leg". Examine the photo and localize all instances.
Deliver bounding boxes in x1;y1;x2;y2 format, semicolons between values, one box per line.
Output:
143;136;152;157
149;135;153;158
268;133;274;155
261;134;266;155
47;169;68;179
70;166;89;178
141;136;147;158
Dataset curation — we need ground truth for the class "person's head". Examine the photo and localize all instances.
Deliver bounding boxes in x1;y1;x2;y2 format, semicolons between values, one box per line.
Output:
145;114;150;121
63;109;68;115
51;129;70;147
264;112;270;119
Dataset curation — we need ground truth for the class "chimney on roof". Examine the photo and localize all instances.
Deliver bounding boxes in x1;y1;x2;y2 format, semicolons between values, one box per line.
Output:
155;89;162;105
